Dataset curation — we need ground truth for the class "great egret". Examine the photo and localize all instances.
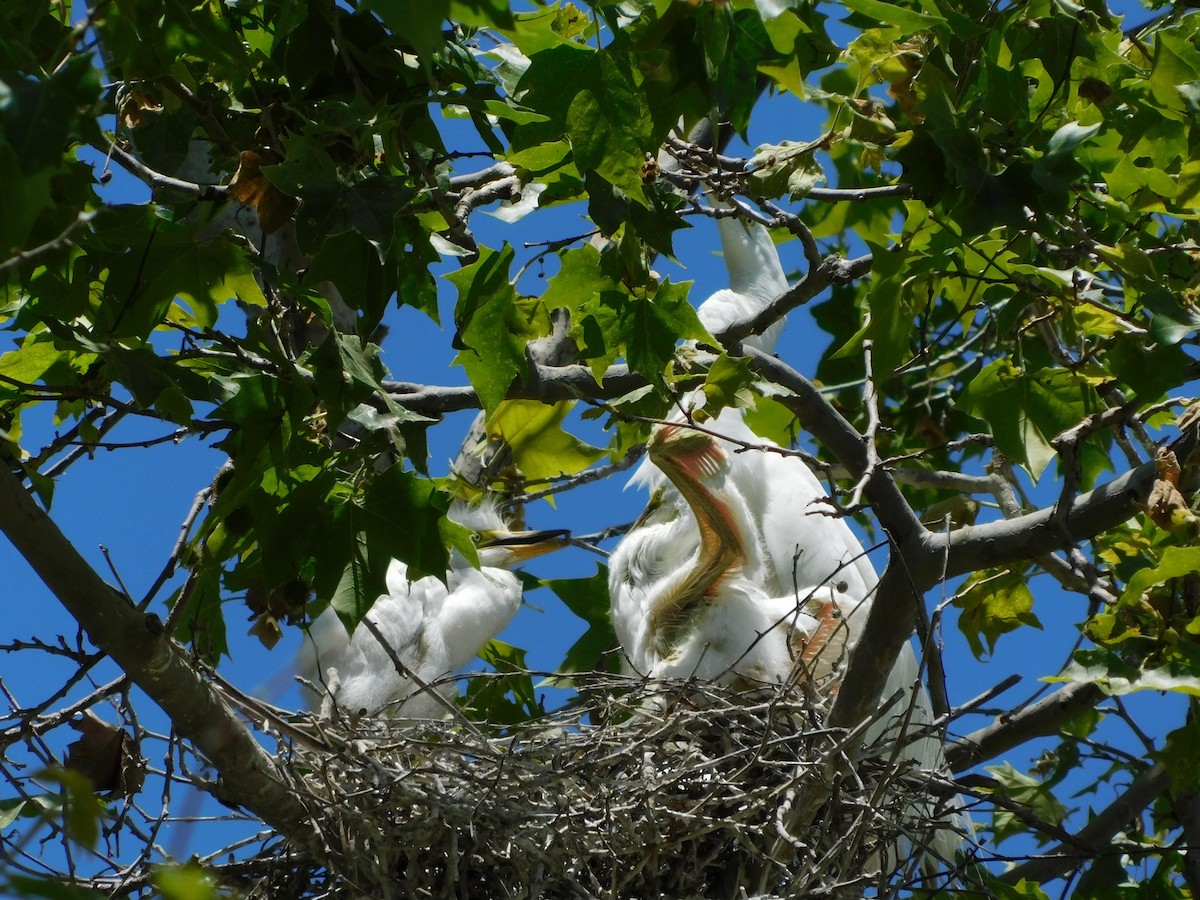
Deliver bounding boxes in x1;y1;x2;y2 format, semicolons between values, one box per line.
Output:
299;501;568;719
615;204;966;871
611;422;845;685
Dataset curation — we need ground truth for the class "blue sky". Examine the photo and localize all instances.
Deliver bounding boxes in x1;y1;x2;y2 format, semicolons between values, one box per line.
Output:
1;0;1184;888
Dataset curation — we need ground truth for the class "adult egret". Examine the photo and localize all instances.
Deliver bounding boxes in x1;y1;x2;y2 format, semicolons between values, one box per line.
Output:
629;204;876;621
618;203;967;875
613;423;968;877
611;423;845;685
299;501;568;719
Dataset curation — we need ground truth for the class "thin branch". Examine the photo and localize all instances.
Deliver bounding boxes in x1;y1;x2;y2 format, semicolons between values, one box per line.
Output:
847;339;881;510
1000;762;1171;885
0;466;312;836
946;682;1104;772
103;140;230;201
0;210;97;273
138;464;226;608
515;445;646;504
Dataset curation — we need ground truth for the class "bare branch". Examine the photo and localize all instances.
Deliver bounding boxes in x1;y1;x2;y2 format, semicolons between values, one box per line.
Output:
104;140;230;201
946;682;1104;772
0;466;312;836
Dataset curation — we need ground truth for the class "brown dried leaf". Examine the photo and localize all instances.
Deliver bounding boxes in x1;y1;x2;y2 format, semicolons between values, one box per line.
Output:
118;87;163;129
65;711;145;798
227;149;298;234
1180;401;1200;434
1157;447;1182;486
1146;476;1200;537
249;612;284;650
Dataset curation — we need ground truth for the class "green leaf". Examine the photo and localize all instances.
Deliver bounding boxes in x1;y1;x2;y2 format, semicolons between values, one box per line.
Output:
1118;546;1200;606
1140;287;1200;345
624;279;711;383
449;245;549;412
984;761;1068;846
543;565;621;677
485;400;604;483
838;0;945;34
957;359;1101;479
0;337;65;388
0;798;25;829
37;768;104;851
748;138;827;200
169;567;227;664
364;0;449;59
700;353;757;417
1105;334;1191;403
954;567;1042;659
1043;120;1102;169
359;465;448;583
465;640;541;724
1049;649;1200;698
565;51;655;204
154;864;219;900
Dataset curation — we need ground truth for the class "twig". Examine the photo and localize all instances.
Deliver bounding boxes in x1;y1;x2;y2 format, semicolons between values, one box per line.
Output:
139;463;227;608
103;140;229;200
0;210;97;273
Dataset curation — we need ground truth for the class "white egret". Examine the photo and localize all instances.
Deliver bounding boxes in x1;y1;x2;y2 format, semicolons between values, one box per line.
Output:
629;203;876;626
613;423;968;878
299;501;568;719
615;203;967;872
611;422;845;686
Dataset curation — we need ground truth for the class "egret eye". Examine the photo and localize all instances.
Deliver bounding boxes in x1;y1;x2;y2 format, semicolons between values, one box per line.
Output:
470;533;483;545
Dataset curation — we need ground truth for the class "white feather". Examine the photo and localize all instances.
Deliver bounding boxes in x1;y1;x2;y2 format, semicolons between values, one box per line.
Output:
297;501;528;720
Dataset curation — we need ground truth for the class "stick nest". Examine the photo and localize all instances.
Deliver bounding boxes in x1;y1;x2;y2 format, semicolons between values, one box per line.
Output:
268;676;972;899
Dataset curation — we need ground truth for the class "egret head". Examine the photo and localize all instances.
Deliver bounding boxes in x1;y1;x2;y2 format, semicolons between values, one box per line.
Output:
646;423;728;481
449;499;570;568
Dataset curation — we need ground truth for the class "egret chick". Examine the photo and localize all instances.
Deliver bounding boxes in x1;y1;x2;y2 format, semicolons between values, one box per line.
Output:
612;423;843;686
299;501;567;720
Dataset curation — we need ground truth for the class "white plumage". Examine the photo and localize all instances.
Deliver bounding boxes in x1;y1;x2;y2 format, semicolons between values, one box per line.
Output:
611;202;967;872
299;502;566;720
612;423;841;685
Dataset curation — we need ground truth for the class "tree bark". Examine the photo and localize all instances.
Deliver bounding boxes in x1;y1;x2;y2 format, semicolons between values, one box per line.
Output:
0;467;311;837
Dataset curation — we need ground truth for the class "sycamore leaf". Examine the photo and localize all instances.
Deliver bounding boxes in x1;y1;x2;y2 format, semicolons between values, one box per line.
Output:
465;641;541;724
543;565;623;678
155;863;220;900
1118;545;1200;606
227;149;299;234
954;567;1042;659
37;768;105;851
700;354;757;418
486;400;603;483
64;712;145;799
565;52;654;204
748;138;828;200
624;279;711;383
984;762;1068;845
1048;649;1200;697
449;245;549;412
957;359;1101;480
839;0;946;33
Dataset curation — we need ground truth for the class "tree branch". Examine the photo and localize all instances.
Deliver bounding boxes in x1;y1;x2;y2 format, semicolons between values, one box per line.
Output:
1000;761;1171;885
946;682;1104;772
0;467;311;837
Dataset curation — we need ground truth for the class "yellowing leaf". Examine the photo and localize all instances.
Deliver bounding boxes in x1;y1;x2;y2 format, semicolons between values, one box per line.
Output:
954;567;1042;658
486;399;603;483
1048;653;1200;697
228;149;299;234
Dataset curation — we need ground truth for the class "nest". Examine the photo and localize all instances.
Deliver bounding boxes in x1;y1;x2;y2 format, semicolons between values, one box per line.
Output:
265;676;975;899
